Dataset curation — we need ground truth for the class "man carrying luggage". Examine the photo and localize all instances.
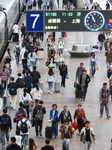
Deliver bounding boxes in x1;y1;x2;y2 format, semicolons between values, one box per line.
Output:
0;108;12;147
33;100;46;137
7;77;18;110
80;70;91;101
76;63;85;84
99;82;111;119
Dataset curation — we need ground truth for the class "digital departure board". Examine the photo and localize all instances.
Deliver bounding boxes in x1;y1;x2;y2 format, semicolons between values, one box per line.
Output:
26;10;112;32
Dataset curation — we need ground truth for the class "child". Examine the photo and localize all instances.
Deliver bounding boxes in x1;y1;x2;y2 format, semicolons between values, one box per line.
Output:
15;130;22;147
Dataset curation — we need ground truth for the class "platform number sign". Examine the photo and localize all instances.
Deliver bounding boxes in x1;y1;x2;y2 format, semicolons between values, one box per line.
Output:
26;11;44;32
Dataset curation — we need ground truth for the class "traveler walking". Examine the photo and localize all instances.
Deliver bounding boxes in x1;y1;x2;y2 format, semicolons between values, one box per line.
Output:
49;104;59;138
59;106;72;124
18;113;31;150
33;100;46;137
6;137;21;150
28;51;37;71
25;138;37;150
80;120;95;150
99;82;111;119
21;89;32;119
0;65;10;89
74;104;86;135
24;71;33;93
13;43;21;66
88;52;98;77
80;70;91;101
30;66;41;86
98;32;105;52
7;77;18;110
31;83;43;106
46;68;55;95
59;119;73;150
105;48;112;70
41;139;54;150
0;108;12;147
12;23;19;42
20;45;28;69
76;63;85;84
15;130;22;147
59;61;68;87
57;37;65;55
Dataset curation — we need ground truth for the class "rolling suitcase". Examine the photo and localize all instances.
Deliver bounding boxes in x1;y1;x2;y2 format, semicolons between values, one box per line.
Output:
45;126;52;139
39;81;44;92
54;81;60;93
3;95;10;108
75;85;82;98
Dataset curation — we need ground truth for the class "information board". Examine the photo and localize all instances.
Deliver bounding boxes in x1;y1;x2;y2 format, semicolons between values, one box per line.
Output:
26;10;112;32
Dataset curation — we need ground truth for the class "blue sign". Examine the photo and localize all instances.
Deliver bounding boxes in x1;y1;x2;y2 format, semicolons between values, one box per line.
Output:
26;11;44;32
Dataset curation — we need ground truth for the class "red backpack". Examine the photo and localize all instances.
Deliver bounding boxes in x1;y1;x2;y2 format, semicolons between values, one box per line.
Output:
17;108;24;121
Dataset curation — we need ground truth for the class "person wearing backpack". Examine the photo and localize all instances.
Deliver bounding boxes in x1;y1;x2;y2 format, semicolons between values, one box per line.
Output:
0;108;12;147
24;71;33;93
30;66;41;86
21;89;32;119
99;82;111;119
0;65;10;89
13;43;21;66
15;102;27;129
7;77;18;110
18;113;31;150
33;100;46;137
20;45;28;69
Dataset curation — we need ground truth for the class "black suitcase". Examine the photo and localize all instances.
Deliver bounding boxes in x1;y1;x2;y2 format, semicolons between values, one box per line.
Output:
45;126;52;139
92;45;98;49
75;85;82;98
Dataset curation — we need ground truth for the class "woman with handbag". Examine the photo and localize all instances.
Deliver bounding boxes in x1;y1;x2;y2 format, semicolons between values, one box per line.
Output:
46;68;55;95
74;104;87;135
21;88;32;119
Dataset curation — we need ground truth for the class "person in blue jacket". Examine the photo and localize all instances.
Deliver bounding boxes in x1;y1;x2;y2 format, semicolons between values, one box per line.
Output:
49;104;59;138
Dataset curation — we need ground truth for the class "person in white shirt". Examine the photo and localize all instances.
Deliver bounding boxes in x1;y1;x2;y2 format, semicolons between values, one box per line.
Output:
20;45;28;69
18;113;31;150
57;37;65;55
31;83;43;106
15;130;22;147
21;88;32;119
13;23;19;42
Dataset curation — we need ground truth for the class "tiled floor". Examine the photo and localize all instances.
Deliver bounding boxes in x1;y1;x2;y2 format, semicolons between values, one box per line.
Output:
1;10;112;150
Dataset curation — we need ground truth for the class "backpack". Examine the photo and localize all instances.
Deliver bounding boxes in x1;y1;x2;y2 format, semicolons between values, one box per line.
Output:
9;84;17;95
17;78;25;88
17;108;24;121
32;71;38;81
35;107;43;121
16;47;20;55
24;50;28;58
1;115;9;130
21;120;28;133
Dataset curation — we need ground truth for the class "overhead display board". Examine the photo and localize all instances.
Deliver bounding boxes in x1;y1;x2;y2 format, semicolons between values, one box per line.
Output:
26;10;112;32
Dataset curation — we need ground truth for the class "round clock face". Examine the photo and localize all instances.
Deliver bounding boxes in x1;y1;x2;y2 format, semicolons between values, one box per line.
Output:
84;11;105;31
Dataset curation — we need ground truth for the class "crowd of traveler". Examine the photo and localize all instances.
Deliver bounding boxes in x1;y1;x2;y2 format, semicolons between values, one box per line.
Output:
0;1;112;150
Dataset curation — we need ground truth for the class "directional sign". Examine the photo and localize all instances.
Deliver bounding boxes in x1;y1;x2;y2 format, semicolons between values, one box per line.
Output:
26;10;112;32
26;11;44;32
